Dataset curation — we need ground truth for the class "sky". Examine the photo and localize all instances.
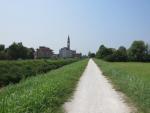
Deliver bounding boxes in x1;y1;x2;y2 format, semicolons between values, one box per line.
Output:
0;0;150;54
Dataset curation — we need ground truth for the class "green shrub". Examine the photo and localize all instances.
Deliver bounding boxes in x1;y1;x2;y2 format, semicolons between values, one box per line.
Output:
0;59;78;86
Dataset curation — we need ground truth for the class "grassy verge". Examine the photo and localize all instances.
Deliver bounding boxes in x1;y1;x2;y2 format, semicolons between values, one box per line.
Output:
0;59;78;86
94;59;150;113
0;59;88;113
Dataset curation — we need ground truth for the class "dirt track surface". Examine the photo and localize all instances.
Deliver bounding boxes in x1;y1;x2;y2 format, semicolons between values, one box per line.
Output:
64;59;132;113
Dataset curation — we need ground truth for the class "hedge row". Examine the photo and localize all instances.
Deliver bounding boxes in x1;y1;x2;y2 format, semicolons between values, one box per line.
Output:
0;59;78;86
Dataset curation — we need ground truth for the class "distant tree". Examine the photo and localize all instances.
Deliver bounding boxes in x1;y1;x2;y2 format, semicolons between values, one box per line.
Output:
148;44;150;54
27;48;35;59
106;48;115;55
96;41;150;62
96;45;106;58
103;48;116;61
114;46;128;61
0;44;5;51
0;44;6;60
99;45;108;58
143;44;150;61
0;43;35;60
0;51;6;60
82;55;88;58
96;45;113;58
88;51;95;58
7;42;28;60
128;41;147;61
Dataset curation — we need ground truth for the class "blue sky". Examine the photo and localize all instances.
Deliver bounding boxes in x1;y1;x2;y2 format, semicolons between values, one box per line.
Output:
0;0;150;54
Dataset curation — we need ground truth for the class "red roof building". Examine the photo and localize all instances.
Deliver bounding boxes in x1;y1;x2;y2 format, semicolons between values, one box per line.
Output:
34;46;53;59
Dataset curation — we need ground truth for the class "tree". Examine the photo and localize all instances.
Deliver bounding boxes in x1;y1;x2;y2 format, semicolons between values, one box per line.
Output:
96;45;105;58
0;44;5;51
0;42;35;60
88;51;95;58
27;48;35;59
114;46;128;61
128;41;147;61
96;45;113;58
0;44;6;60
0;51;6;60
143;44;150;61
7;42;28;60
103;48;116;61
148;44;150;54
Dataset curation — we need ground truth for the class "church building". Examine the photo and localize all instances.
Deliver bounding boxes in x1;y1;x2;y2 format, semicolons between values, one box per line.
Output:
59;36;81;58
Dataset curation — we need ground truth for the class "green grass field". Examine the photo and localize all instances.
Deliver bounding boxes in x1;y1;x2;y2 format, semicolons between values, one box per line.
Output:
94;59;150;113
0;59;88;113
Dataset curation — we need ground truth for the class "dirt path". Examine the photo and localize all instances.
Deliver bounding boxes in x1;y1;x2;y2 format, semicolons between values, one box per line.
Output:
64;59;132;113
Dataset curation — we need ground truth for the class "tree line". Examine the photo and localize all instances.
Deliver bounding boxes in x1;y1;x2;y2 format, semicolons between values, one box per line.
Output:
0;42;35;60
91;40;150;62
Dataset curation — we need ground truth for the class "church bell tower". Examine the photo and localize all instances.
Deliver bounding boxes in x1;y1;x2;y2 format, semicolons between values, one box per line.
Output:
67;35;70;50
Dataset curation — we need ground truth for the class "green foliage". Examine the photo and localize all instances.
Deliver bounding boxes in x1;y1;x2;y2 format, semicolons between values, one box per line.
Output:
111;46;128;62
88;51;95;58
95;59;150;113
96;45;114;59
0;59;78;86
96;40;150;62
27;48;35;59
103;48;115;61
0;44;5;51
0;45;6;60
0;51;6;60
0;42;35;60
0;59;88;113
128;41;147;61
7;42;28;60
116;46;128;61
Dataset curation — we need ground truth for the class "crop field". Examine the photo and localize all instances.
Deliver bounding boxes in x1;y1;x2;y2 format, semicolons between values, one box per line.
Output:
0;59;78;86
0;59;88;113
94;59;150;113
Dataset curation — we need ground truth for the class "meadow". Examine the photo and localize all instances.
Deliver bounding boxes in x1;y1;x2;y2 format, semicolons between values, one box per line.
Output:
0;59;88;113
0;59;78;86
94;59;150;113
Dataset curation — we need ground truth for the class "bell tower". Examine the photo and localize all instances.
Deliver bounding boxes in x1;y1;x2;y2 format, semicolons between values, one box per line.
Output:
67;35;70;50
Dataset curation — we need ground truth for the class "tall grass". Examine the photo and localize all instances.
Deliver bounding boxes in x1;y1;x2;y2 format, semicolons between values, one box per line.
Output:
0;59;88;113
0;59;78;86
94;59;150;113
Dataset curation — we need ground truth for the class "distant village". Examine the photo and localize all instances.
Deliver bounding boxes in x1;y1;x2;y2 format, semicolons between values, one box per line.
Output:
34;36;82;59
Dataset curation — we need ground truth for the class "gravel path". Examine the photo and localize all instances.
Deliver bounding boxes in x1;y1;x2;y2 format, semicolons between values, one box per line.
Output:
64;59;132;113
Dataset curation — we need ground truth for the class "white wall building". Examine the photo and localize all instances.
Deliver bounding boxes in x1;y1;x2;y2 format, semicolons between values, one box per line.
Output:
59;36;81;58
